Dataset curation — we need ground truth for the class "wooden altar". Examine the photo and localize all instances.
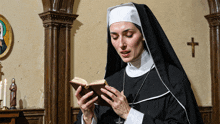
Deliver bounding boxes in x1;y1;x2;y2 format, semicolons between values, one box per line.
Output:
0;109;44;124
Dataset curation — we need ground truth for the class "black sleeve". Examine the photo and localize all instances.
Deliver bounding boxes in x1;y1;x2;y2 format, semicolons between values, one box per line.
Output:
142;93;189;124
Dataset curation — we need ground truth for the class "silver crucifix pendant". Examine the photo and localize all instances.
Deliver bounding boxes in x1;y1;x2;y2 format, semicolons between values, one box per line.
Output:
116;117;124;124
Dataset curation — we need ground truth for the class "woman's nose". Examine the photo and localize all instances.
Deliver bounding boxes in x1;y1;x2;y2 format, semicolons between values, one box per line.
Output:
119;36;126;48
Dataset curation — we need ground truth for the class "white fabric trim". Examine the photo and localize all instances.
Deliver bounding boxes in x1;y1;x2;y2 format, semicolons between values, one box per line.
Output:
154;66;191;124
126;50;155;77
81;113;97;124
107;2;141;27
129;91;170;105
124;108;144;124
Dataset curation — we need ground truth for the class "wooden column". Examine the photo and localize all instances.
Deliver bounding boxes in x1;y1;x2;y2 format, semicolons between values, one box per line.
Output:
205;0;220;123
39;0;78;123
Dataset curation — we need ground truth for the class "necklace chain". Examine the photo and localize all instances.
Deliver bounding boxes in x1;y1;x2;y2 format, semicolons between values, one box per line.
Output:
117;64;154;124
123;64;154;107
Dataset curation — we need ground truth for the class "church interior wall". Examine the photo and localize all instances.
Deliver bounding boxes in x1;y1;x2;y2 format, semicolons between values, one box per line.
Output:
0;0;44;108
71;0;211;107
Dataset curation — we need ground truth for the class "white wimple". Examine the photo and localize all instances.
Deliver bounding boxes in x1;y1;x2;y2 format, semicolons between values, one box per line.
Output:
126;50;155;77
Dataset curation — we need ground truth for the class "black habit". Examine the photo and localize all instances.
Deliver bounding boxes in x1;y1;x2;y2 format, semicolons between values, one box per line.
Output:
0;39;7;54
74;2;203;124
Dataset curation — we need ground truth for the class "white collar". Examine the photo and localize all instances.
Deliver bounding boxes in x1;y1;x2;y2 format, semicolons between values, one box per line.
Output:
126;50;154;77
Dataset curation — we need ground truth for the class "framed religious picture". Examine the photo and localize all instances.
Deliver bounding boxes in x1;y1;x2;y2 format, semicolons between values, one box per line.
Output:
0;14;13;59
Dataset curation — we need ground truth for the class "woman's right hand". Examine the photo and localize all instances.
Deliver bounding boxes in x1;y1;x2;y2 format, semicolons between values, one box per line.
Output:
75;86;98;124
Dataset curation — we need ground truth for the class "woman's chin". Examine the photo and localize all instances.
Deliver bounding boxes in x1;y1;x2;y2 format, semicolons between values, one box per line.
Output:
121;58;132;63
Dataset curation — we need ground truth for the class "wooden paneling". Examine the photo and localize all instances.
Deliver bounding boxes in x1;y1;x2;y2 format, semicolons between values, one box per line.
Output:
0;109;44;124
71;108;80;124
199;106;212;124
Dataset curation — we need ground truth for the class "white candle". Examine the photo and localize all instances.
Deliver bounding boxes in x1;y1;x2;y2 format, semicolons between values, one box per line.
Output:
3;79;7;106
0;81;2;100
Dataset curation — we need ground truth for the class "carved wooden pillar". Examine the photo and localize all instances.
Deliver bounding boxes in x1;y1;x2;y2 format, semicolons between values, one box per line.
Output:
39;1;78;124
205;0;220;123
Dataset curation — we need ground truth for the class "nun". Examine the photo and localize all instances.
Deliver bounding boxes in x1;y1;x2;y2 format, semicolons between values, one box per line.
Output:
0;22;7;55
75;2;203;124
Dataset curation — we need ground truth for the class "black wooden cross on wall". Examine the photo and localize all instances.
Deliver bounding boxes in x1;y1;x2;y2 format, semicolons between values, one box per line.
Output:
187;37;199;57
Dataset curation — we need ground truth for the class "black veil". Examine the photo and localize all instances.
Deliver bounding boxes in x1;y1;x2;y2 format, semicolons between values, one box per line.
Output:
105;2;203;124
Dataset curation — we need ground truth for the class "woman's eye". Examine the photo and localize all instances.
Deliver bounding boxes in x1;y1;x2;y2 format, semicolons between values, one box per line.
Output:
111;35;118;40
127;34;133;38
125;31;133;38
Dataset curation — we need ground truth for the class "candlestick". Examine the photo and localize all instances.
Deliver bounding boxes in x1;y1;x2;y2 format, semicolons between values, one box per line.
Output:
3;79;7;107
0;81;2;100
2;106;8;110
0;100;2;110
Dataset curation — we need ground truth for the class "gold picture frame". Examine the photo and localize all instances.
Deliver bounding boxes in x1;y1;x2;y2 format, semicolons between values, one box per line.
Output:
0;14;13;60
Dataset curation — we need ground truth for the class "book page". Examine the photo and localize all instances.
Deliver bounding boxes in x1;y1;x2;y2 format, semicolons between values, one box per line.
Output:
90;79;107;85
71;77;88;85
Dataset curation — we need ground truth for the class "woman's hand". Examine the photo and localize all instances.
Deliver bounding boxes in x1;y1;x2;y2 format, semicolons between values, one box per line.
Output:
75;86;98;124
101;85;131;119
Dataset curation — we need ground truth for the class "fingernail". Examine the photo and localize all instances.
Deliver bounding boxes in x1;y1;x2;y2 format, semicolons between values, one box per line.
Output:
90;91;93;93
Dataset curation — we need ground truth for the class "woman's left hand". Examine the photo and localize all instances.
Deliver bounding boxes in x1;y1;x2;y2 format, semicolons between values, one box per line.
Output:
101;85;131;119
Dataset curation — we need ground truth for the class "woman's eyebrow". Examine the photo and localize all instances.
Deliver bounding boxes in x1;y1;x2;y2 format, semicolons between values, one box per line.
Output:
110;28;134;34
123;29;131;32
110;32;118;35
123;29;135;34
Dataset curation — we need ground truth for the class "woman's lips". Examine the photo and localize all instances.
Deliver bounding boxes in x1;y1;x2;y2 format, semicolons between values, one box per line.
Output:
121;51;130;57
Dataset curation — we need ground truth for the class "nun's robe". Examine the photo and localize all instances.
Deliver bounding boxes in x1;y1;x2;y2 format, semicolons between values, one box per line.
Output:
74;64;202;124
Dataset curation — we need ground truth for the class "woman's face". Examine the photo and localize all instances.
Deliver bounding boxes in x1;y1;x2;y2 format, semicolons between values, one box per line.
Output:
110;22;144;63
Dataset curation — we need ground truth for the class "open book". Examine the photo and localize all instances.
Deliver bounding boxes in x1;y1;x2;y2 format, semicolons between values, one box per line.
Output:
70;77;110;106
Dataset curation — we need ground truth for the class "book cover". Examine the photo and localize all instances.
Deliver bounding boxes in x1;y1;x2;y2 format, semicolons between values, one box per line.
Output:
70;77;110;106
